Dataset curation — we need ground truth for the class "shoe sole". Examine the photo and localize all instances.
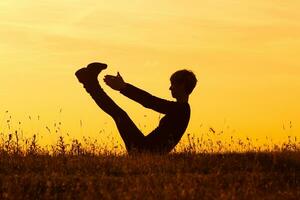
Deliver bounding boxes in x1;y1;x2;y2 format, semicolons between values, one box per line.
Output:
86;62;107;70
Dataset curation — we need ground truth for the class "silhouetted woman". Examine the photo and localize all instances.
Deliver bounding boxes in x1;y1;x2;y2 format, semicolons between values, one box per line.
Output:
75;63;197;154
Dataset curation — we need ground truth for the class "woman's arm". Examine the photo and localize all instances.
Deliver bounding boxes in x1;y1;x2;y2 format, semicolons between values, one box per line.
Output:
120;83;176;114
104;73;176;114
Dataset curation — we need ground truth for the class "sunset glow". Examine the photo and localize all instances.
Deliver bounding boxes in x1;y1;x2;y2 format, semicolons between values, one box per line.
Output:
1;1;299;147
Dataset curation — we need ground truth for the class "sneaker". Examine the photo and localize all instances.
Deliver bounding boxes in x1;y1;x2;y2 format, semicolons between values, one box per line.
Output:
75;62;107;84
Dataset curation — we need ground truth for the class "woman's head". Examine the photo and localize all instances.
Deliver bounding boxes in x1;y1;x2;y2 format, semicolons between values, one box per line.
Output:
170;69;197;96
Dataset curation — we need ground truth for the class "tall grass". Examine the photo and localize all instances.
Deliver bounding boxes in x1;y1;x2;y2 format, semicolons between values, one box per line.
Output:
0;113;299;199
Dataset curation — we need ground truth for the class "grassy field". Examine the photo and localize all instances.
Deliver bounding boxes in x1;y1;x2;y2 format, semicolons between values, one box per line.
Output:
0;135;299;200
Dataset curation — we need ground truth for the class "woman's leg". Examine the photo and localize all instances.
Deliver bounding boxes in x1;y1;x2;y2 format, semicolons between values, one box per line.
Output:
76;66;145;152
87;83;145;152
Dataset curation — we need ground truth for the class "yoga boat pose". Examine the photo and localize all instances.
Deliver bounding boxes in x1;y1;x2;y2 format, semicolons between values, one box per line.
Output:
75;63;197;154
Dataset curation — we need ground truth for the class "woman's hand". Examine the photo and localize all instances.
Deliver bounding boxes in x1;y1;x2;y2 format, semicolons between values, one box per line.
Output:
104;72;126;91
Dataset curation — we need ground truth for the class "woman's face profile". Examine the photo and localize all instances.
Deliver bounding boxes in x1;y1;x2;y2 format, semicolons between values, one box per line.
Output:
169;81;185;98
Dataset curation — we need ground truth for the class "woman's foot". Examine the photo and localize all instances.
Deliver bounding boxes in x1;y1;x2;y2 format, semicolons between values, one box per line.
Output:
75;62;107;84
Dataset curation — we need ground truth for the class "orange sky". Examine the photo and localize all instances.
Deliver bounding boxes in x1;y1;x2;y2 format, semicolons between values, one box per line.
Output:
0;1;299;148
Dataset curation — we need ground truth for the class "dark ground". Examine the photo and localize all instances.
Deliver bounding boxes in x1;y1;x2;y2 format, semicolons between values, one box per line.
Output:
0;151;299;200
